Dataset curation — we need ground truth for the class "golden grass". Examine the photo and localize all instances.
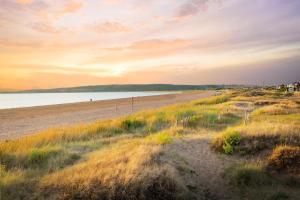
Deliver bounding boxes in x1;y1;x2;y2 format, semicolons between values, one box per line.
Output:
1;88;299;199
212;122;300;154
267;145;300;173
252;100;299;116
38;136;186;200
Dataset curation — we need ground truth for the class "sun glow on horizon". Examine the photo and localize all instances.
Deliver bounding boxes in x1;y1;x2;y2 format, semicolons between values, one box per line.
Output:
1;0;300;90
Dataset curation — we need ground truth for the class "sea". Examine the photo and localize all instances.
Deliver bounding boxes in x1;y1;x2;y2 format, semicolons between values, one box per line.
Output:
0;92;176;109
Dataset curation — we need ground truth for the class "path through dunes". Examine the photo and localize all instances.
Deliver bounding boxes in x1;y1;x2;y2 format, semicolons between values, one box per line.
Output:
0;91;214;140
163;134;241;200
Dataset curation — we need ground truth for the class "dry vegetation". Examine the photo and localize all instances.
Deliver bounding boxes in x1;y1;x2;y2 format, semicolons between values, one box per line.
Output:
0;89;299;200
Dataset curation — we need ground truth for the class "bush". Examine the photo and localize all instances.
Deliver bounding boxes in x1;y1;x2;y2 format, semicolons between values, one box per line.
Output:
212;129;242;154
267;146;300;173
220;123;300;155
120;118;146;131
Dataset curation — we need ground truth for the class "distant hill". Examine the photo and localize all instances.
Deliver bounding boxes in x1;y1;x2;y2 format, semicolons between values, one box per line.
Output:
3;84;241;93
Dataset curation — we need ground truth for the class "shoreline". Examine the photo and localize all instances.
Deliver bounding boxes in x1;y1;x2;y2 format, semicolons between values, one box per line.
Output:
0;91;214;140
0;91;179;110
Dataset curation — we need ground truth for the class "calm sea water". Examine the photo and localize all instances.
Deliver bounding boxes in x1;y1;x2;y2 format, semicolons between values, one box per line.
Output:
0;92;176;109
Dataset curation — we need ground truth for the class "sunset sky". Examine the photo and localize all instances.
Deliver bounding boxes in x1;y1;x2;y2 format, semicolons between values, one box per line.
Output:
0;0;300;90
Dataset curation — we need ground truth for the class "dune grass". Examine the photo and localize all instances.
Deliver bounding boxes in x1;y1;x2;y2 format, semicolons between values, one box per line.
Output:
0;89;299;199
226;164;300;200
212;89;300;199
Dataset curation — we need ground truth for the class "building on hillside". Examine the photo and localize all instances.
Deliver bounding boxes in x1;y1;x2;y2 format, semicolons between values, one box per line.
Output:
277;84;287;91
287;82;300;92
294;82;300;91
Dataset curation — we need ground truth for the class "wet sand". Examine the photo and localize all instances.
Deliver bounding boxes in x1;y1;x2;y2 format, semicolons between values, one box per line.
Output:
0;91;214;140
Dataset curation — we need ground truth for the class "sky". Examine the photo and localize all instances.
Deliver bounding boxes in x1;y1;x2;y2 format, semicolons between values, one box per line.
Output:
0;0;300;90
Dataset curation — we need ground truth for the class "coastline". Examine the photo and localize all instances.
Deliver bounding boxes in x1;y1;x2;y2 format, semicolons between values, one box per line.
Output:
0;91;214;140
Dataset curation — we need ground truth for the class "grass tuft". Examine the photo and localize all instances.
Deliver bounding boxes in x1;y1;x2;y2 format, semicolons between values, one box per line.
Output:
120;118;146;131
27;147;61;166
267;145;300;174
195;95;230;105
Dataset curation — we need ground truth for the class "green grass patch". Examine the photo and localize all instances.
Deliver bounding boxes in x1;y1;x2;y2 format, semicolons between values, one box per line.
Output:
27;147;61;166
120;118;146;132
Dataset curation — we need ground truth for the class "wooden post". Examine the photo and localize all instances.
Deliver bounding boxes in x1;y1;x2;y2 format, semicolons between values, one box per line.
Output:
244;110;249;125
131;97;134;113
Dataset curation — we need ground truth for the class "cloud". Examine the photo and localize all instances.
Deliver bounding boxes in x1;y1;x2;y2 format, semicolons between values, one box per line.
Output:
16;0;34;5
29;21;60;33
116;55;300;85
90;21;131;33
176;0;223;19
104;0;123;6
61;0;83;14
0;39;42;48
89;39;192;64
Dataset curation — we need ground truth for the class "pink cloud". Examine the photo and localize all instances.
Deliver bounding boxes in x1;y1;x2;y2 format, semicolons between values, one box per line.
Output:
91;21;131;33
29;21;60;34
176;0;222;18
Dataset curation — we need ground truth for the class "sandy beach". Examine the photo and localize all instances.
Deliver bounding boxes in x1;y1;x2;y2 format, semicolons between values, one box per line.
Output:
0;91;214;140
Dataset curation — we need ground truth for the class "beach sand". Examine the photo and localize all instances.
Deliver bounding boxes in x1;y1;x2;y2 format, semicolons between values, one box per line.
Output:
0;91;214;140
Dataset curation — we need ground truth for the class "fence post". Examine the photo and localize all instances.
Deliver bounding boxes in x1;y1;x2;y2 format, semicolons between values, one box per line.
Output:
244;110;249;125
131;97;134;113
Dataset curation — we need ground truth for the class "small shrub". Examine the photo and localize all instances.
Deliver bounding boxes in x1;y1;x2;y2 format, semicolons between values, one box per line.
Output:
212;129;242;154
223;140;234;154
120;118;146;131
267;146;300;173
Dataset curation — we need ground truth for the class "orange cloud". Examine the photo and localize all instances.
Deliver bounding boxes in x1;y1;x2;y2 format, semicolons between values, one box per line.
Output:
62;0;83;14
90;39;192;64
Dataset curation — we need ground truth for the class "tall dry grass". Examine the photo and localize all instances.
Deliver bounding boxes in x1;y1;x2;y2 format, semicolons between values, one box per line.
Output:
38;135;187;200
